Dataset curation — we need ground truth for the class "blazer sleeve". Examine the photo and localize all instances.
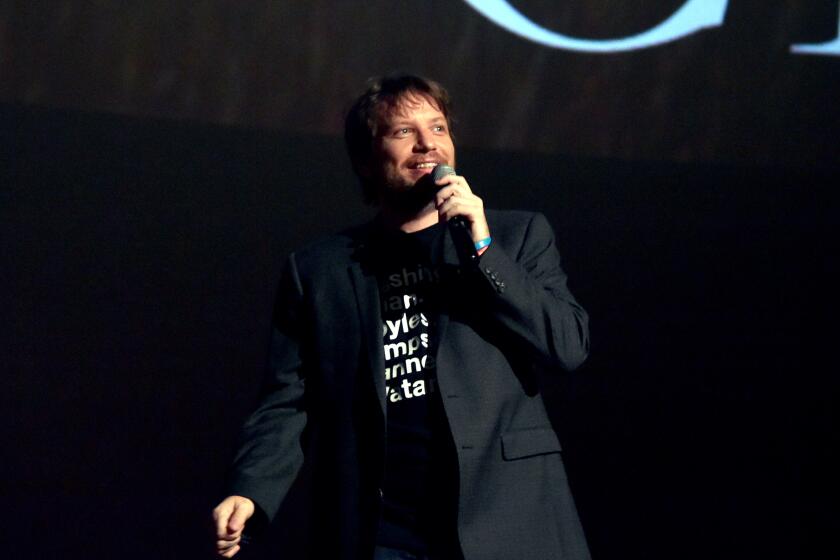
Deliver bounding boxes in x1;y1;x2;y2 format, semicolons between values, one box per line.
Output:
225;252;308;522
470;212;589;372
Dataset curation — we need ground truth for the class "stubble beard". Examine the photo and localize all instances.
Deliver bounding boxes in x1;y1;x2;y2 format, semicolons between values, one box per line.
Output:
376;170;438;217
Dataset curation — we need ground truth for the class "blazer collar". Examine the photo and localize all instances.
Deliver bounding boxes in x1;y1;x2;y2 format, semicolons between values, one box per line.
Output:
346;221;386;418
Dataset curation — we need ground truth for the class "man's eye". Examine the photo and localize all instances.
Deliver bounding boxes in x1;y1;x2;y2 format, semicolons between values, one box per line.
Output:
433;125;446;133
395;128;411;136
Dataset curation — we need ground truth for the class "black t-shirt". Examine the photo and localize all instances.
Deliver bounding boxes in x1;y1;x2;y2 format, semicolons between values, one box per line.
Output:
374;222;459;554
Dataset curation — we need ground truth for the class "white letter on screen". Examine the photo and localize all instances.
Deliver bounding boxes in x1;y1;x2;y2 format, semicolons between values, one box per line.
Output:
463;0;729;53
791;5;840;57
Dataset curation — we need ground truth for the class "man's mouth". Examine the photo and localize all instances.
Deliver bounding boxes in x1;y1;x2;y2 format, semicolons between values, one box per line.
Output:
407;161;441;171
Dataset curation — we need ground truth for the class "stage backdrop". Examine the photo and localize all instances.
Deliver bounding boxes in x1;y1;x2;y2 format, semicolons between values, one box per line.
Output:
1;2;838;559
2;0;839;165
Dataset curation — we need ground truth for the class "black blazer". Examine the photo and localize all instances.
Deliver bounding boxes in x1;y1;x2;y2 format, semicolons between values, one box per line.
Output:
228;209;591;559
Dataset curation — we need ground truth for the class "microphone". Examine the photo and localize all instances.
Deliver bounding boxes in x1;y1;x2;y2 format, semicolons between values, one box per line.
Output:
431;165;479;263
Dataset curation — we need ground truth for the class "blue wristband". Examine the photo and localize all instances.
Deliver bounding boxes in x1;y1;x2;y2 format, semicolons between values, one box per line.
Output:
474;237;492;250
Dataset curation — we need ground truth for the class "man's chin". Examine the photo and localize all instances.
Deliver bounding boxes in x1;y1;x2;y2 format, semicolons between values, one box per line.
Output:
379;176;438;215
380;190;430;215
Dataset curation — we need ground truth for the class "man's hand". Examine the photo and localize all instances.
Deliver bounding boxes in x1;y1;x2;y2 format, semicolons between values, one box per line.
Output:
212;495;255;558
433;174;491;243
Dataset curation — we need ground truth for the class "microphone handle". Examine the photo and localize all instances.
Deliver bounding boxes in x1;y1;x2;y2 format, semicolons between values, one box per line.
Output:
449;214;478;263
432;164;478;263
431;166;478;263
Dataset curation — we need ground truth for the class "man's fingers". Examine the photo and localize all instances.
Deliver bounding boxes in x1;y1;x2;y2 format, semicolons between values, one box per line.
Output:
219;543;241;558
212;497;254;557
213;501;234;538
227;499;255;533
436;192;491;242
217;536;241;547
438;197;481;221
434;182;473;206
216;536;241;558
213;495;254;543
217;532;240;543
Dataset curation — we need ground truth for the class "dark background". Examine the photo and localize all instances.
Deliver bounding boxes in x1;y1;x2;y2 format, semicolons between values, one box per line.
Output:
2;1;838;559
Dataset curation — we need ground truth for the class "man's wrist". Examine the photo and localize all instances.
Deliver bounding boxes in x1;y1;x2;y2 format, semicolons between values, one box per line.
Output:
474;236;492;255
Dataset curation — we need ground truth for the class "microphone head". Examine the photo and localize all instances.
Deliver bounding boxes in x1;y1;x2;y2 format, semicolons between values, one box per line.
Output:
431;164;456;182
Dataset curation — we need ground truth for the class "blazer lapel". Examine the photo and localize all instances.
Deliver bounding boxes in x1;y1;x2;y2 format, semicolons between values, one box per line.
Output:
348;239;387;420
431;224;463;367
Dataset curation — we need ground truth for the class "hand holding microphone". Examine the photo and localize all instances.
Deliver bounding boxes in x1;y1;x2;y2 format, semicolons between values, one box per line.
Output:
431;165;491;261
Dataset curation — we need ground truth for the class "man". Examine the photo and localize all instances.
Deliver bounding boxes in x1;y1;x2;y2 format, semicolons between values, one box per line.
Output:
213;74;591;559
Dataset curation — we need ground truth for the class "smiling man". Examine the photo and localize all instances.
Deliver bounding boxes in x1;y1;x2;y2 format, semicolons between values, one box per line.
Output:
213;74;591;560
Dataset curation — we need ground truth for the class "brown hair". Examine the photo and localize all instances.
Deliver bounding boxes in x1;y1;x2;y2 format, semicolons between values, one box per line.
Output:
344;74;454;203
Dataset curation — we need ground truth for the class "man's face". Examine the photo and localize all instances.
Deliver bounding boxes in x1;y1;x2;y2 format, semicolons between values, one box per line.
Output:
365;93;455;208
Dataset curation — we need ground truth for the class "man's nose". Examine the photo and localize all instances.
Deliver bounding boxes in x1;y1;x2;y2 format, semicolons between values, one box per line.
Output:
414;129;436;151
